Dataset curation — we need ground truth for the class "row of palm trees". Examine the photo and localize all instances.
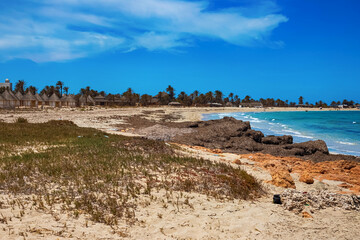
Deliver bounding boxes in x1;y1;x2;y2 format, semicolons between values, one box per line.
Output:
10;80;69;97
1;80;358;108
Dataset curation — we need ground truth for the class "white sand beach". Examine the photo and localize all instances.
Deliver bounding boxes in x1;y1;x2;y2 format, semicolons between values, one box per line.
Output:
0;107;359;239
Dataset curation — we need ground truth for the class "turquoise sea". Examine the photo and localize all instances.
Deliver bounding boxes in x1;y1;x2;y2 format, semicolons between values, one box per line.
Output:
202;111;360;156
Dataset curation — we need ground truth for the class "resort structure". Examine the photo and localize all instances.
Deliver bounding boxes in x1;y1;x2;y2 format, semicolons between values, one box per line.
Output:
0;79;12;90
0;79;78;109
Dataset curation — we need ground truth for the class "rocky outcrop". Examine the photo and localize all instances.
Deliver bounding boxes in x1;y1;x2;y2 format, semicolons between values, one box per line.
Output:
240;153;360;194
262;135;293;145
172;117;339;162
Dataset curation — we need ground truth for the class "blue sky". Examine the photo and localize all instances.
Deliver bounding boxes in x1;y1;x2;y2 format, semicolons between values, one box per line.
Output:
0;0;359;103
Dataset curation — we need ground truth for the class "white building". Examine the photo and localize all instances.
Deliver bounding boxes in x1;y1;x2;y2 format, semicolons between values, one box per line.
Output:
0;79;12;91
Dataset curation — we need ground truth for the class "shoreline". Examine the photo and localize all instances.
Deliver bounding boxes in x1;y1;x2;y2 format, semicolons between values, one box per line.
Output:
191;107;360;121
0;106;358;157
199;109;360;157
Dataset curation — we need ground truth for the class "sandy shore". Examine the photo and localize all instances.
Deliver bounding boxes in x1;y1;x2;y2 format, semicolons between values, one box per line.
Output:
1;144;359;240
1;106;359;239
1;106;358;125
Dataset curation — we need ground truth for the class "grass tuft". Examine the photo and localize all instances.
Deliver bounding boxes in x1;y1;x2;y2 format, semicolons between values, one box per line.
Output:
15;117;28;123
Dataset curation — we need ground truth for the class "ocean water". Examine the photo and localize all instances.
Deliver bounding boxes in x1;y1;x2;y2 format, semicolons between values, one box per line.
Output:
202;111;360;156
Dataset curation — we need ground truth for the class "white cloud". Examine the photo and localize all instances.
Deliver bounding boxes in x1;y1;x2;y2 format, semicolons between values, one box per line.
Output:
0;0;288;62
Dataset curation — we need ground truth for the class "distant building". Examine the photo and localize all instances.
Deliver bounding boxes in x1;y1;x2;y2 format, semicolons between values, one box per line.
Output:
35;93;44;106
1;89;18;108
22;91;38;108
0;79;12;91
61;95;76;108
0;94;7;108
48;93;61;108
168;101;181;107
239;102;263;108
208;103;223;107
93;95;108;106
225;102;235;107
79;95;95;106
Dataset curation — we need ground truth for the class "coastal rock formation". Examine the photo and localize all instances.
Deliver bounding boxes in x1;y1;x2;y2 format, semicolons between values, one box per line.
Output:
173;117;332;161
133;116;359;163
262;135;293;145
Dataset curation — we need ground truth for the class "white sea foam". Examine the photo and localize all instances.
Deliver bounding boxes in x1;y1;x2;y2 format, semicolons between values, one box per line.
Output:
336;141;357;146
249;117;262;123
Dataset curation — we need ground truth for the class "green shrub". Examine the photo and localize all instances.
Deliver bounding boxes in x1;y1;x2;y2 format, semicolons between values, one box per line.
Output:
15;117;28;123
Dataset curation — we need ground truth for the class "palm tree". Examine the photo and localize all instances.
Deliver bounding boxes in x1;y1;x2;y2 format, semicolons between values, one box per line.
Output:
80;86;91;96
140;94;152;106
177;91;186;102
242;95;252;103
214;90;223;103
298;96;304;105
63;87;69;95
15;80;26;94
166;85;175;101
26;86;37;95
40;86;50;96
123;88;134;105
205;91;214;103
228;93;234;103
234;95;240;106
56;81;64;96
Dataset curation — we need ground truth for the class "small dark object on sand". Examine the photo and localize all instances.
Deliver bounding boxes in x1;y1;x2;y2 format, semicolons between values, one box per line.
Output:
273;194;282;204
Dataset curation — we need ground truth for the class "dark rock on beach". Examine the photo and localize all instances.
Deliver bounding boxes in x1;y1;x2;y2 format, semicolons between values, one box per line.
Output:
168;117;359;162
262;135;293;145
130;116;359;162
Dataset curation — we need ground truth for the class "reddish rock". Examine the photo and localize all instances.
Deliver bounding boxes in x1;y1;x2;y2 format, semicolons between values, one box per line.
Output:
233;159;242;165
240;153;360;194
337;160;357;170
268;171;296;189
212;149;223;154
299;173;314;184
302;211;313;218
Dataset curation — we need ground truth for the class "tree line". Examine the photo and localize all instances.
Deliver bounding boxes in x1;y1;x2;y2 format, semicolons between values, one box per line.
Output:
1;80;358;108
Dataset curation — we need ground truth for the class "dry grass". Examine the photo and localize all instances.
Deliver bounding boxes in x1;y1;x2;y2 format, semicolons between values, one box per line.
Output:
0;119;263;226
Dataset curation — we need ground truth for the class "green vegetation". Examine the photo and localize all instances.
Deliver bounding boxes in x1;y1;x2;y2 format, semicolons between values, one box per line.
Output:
0;120;263;225
15;117;28;123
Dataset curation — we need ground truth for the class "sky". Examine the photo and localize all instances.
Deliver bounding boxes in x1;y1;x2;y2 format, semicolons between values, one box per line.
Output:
0;0;359;103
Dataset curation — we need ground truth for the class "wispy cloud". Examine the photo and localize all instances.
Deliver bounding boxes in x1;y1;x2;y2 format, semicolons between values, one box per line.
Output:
0;0;288;62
